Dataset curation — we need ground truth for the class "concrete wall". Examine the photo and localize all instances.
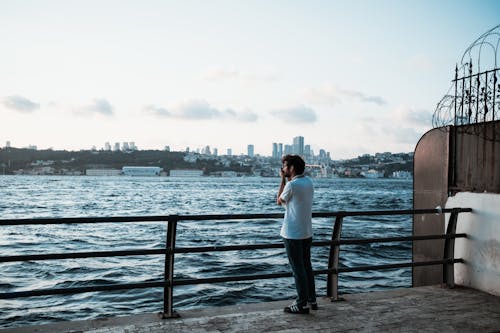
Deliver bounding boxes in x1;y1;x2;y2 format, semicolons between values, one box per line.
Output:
445;192;500;296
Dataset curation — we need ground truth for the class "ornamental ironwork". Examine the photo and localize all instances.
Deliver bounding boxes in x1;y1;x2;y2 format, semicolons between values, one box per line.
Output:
432;24;500;141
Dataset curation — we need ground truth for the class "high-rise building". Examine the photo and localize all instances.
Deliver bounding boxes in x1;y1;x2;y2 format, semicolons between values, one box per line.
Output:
202;145;211;155
247;144;254;157
213;148;218;156
293;136;304;155
104;142;111;151
5;141;11;148
272;143;278;159
278;143;283;157
114;142;120;151
122;142;129;151
227;148;232;156
304;145;311;158
129;142;137;150
284;144;293;155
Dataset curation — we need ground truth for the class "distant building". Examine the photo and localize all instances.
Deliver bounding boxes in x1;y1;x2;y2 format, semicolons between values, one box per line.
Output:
247;144;254;157
284;144;293;155
361;169;384;178
213;148;218;156
129;142;137;150
169;169;203;177
392;171;412;179
114;142;120;151
122;142;130;151
293;136;304;155
227;148;232;156
122;166;162;176
104;142;111;151
164;146;171;152
278;143;283;157
304;144;311;158
5;141;11;148
272;143;278;159
86;169;121;176
202;145;211;155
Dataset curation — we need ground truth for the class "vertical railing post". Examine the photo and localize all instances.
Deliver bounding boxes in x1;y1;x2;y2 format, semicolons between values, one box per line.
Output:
443;209;459;288
327;214;344;301
454;64;458;125
163;215;179;318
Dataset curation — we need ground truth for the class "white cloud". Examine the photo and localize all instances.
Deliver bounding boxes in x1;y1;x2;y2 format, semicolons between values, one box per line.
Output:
144;105;171;117
270;105;317;123
145;99;258;122
303;84;386;107
177;100;220;119
76;98;114;116
225;109;259;122
2;95;40;113
392;106;432;127
384;126;423;144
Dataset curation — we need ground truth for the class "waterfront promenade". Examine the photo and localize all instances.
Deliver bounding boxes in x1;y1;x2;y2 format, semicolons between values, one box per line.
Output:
4;285;500;333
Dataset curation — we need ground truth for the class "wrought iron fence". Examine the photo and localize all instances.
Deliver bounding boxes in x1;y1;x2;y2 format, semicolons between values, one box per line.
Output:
433;24;500;141
0;208;471;319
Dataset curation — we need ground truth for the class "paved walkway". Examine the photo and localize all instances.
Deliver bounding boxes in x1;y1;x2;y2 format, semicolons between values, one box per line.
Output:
4;286;500;333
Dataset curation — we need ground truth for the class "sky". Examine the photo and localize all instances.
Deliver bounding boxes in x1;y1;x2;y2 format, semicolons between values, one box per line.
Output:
1;0;499;159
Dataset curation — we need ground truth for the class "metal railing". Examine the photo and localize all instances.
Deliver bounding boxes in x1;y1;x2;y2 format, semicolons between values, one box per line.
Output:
0;208;472;318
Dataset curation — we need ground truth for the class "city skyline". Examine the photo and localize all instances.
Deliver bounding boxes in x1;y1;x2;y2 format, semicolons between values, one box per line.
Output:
1;1;499;159
3;134;336;159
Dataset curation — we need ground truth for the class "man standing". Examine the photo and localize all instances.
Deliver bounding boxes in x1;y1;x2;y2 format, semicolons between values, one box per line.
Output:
277;154;317;314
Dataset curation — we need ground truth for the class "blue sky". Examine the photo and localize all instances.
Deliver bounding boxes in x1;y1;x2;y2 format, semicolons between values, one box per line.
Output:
1;0;499;158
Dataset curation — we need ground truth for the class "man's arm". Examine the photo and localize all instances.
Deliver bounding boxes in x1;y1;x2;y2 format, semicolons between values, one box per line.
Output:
277;176;286;205
277;169;289;205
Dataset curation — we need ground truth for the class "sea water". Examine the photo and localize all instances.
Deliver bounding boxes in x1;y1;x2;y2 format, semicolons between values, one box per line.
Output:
0;176;412;327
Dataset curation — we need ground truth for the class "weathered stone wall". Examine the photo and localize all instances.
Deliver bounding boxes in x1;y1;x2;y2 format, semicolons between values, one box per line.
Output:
445;192;500;296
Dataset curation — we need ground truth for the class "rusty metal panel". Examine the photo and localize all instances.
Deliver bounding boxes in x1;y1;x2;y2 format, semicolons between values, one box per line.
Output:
452;121;500;193
413;127;450;287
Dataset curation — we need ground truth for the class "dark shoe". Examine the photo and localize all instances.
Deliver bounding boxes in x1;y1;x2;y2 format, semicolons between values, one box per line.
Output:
308;301;318;310
284;303;310;314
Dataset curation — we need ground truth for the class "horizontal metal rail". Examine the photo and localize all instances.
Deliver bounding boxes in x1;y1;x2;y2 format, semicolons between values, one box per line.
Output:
0;233;467;263
0;208;472;225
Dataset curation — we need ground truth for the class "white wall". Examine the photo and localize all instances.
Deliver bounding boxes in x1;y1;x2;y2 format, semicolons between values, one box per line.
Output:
445;192;500;296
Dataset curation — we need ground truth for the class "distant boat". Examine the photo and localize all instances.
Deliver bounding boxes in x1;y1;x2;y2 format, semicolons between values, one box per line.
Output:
361;169;383;178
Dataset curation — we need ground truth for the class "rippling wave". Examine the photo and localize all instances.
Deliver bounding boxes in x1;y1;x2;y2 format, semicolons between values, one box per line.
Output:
0;176;412;328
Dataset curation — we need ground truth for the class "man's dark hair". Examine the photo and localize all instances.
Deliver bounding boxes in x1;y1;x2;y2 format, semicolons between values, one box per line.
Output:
282;154;306;175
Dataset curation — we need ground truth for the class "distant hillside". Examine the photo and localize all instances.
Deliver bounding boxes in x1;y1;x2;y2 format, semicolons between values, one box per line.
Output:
0;148;251;175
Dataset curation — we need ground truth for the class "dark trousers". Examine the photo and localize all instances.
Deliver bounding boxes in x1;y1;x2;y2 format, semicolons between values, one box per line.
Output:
283;237;316;306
